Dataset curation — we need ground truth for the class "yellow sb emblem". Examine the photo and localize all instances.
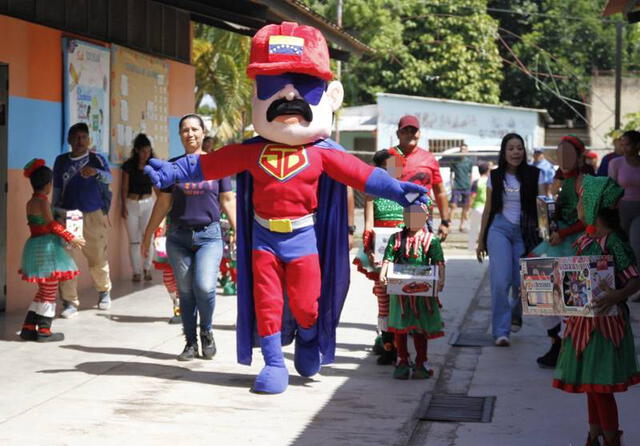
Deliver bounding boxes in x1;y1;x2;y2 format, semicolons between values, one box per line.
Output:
258;145;309;181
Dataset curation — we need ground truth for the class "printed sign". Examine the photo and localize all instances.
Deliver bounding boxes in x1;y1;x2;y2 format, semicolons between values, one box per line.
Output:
63;39;110;156
65;210;83;239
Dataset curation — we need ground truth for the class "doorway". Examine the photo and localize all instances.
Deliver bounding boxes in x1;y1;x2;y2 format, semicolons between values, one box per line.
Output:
0;64;7;311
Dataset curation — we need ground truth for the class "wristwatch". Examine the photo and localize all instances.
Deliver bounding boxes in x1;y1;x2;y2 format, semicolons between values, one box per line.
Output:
348;225;357;235
440;219;451;228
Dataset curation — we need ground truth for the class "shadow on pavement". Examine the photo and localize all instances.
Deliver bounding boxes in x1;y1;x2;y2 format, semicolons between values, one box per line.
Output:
37;361;318;390
95;313;171;324
60;344;176;360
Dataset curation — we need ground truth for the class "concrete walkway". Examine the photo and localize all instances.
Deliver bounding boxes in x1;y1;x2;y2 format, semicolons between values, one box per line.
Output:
0;248;485;446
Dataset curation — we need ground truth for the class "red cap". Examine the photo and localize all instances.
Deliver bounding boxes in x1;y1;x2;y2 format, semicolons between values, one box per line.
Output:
585;150;598;159
398;115;420;130
247;22;333;81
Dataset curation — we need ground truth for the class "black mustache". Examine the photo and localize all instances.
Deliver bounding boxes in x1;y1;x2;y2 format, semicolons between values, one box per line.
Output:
266;98;313;123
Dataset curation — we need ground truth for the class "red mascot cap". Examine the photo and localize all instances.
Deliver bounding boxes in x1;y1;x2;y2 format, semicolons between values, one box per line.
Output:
247;22;333;81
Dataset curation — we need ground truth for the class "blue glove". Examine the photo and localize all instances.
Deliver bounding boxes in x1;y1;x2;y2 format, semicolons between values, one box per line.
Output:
364;168;428;207
143;155;204;189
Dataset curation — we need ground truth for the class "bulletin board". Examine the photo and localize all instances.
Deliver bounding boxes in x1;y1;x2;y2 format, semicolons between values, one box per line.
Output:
110;45;169;163
63;38;111;155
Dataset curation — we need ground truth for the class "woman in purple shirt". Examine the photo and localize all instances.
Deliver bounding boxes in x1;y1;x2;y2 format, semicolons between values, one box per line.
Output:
142;114;236;361
609;130;640;277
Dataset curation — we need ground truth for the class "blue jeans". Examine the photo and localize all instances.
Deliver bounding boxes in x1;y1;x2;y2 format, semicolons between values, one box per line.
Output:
167;222;223;344
487;214;524;339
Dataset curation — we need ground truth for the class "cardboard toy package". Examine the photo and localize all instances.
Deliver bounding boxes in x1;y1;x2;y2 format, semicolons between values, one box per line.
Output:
65;210;83;239
537;195;558;241
373;227;402;264
387;263;439;298
520;255;616;317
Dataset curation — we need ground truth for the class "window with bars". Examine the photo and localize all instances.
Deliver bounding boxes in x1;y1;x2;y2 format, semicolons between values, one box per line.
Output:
428;139;465;153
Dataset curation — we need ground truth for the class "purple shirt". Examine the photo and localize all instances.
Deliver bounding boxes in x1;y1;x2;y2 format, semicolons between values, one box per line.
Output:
609;157;640;202
163;155;232;227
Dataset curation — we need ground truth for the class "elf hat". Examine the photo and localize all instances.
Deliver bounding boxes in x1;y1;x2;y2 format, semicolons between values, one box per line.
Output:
580;175;624;234
247;22;333;81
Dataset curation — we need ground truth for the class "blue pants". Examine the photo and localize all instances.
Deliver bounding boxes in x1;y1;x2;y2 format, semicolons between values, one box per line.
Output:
487;214;524;339
167;222;223;344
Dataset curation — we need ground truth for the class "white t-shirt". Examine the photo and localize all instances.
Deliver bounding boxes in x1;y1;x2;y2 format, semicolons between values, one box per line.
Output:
487;172;543;225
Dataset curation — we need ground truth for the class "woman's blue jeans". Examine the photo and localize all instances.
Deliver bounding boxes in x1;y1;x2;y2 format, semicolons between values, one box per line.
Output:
487;214;524;339
167;222;223;344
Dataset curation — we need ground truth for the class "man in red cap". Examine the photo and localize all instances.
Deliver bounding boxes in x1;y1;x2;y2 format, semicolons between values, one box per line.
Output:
388;115;451;239
146;22;428;394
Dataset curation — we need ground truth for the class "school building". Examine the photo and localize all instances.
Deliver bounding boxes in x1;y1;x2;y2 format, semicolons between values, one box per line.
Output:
0;0;367;314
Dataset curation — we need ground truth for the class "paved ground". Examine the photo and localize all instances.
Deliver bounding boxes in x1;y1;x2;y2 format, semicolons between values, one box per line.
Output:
0;223;638;445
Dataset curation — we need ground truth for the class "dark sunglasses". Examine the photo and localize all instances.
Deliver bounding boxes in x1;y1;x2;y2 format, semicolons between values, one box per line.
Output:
256;73;327;105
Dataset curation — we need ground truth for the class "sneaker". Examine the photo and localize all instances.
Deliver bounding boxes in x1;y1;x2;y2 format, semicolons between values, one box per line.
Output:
60;303;78;319
37;332;65;343
200;329;217;359
177;342;198;361
19;328;38;341
412;365;434;380
393;361;411;380
495;336;510;347
143;270;153;281
511;316;523;333
132;274;142;282
97;291;111;310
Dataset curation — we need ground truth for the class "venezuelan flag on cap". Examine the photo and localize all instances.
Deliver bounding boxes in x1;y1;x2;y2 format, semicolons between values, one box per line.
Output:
268;35;304;62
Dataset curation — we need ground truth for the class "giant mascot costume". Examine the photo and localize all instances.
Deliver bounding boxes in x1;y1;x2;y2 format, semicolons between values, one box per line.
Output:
146;22;428;394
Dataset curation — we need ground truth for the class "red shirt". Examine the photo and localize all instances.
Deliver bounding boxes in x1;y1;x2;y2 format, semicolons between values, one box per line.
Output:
199;140;373;220
389;146;442;192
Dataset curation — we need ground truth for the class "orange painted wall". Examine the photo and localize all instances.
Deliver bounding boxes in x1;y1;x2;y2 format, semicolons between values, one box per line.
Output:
168;60;196;116
0;15;63;101
2;16;196;314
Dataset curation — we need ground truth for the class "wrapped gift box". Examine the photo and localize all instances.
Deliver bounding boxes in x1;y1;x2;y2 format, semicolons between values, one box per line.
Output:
373;227;402;264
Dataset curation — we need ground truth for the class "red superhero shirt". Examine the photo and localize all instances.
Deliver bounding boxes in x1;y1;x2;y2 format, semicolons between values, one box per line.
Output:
199;141;374;220
389;146;442;192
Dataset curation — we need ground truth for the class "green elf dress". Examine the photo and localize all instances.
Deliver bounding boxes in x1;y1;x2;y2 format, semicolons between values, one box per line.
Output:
383;228;445;339
553;176;640;393
532;175;585;257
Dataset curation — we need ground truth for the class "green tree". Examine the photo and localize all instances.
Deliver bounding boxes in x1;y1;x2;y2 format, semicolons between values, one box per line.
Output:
302;0;504;106
193;24;253;145
489;0;640;125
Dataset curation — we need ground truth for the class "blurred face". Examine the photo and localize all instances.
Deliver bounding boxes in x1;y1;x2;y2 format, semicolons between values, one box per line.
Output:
533;152;543;162
386;155;403;179
504;137;525;169
202;138;214;153
396;126;420;152
252;74;343;146
137;145;152;163
403;204;427;231
557;141;578;173
68;131;90;155
621;136;639;158
180;118;204;154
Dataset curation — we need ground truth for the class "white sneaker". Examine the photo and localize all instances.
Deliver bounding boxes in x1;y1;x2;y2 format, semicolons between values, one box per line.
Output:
60;304;78;319
97;291;111;310
495;336;510;347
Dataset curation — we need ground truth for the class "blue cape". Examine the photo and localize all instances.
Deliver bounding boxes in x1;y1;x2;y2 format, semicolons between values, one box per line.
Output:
235;137;351;366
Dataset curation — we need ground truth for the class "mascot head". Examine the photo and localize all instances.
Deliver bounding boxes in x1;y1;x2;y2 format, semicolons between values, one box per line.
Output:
247;22;344;146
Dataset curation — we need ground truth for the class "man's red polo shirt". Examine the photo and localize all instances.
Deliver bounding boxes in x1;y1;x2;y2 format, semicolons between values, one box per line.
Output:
388;146;443;192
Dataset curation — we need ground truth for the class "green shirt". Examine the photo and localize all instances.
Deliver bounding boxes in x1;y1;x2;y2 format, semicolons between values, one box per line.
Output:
471;177;487;210
451;157;474;190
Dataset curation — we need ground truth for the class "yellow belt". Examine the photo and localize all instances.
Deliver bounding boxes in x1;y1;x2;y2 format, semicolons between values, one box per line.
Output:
254;213;316;233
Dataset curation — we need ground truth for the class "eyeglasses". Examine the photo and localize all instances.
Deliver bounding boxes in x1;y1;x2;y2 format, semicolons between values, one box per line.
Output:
256;73;327;105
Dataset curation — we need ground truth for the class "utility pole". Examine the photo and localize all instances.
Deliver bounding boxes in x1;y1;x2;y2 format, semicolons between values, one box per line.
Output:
334;0;343;143
615;21;623;130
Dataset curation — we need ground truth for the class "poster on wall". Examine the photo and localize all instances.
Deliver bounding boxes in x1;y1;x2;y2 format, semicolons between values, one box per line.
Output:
110;45;169;163
63;38;110;155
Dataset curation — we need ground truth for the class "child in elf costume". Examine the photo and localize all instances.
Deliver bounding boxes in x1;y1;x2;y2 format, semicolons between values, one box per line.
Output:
379;203;445;379
553;176;640;446
19;159;85;342
354;149;405;365
151;223;181;324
